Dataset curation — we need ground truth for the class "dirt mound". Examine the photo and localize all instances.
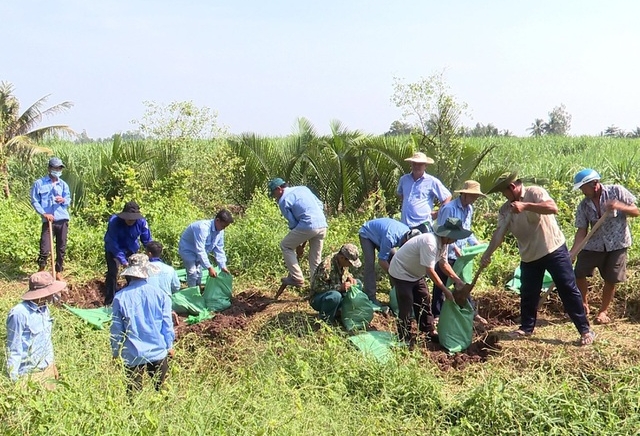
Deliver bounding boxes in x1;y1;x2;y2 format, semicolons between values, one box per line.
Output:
424;333;501;371
174;291;274;342
62;279;106;308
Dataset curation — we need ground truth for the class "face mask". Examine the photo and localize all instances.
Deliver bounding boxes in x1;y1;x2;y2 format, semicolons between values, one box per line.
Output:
50;170;63;178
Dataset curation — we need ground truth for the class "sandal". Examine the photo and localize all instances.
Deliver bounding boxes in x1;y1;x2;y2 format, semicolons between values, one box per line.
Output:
509;329;532;339
580;331;597;346
595;312;611;324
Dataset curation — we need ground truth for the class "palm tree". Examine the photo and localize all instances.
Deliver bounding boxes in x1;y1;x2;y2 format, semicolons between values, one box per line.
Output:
0;81;74;197
527;119;546;137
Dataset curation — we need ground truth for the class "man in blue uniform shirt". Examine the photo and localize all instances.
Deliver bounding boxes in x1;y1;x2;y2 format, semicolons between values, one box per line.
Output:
178;209;234;287
104;201;152;305
6;271;67;388
146;241;181;295
269;178;328;288
110;253;174;392
358;217;417;305
30;157;71;280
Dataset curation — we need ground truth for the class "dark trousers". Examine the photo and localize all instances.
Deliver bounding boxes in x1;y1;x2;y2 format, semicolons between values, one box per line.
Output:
125;357;169;392
359;235;379;301
105;251;131;305
520;244;590;335
38;220;68;272
393;276;435;342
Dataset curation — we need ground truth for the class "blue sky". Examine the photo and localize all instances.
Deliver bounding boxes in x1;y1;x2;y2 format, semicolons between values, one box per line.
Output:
3;0;639;138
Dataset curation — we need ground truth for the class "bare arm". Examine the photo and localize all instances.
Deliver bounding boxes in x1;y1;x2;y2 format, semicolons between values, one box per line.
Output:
607;199;640;217
569;227;588;260
510;199;558;215
426;266;454;301
378;259;390;273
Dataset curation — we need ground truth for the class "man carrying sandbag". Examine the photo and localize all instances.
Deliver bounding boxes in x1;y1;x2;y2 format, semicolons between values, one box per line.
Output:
389;218;470;346
309;244;363;324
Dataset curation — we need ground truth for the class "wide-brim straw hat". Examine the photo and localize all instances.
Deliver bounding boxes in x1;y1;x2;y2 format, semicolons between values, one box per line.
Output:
22;272;67;301
120;253;160;279
486;172;519;194
454;180;486;197
404;152;435;165
434;217;472;241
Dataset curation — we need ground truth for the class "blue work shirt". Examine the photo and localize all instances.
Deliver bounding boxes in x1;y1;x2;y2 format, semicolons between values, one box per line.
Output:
147;258;181;295
178;220;227;269
6;301;55;381
278;186;327;230
397;173;451;228
110;279;175;367
436;197;479;260
104;215;152;266
30;175;71;222
358;218;410;260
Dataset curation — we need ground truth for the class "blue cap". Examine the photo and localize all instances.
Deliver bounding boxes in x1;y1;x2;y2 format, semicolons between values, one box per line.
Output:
573;169;600;190
268;178;286;195
48;157;65;168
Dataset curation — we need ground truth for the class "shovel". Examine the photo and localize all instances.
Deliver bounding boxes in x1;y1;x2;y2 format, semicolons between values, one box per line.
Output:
274;242;308;300
48;220;56;279
539;210;611;307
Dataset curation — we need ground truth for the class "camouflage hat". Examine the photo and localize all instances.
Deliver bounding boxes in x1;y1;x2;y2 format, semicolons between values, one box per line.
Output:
339;243;362;268
120;253;160;279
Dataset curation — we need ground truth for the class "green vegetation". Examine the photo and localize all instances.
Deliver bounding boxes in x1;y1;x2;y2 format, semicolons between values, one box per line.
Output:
1;133;640;435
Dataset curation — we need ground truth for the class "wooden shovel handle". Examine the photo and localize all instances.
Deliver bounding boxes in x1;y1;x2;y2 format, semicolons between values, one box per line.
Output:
572;210;610;256
48;220;56;278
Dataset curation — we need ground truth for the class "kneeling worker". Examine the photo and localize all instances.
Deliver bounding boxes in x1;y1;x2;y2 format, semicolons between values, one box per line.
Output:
309;244;362;323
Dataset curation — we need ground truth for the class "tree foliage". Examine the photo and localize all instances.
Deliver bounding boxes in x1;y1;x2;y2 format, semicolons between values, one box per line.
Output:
528;104;572;137
0;81;74;197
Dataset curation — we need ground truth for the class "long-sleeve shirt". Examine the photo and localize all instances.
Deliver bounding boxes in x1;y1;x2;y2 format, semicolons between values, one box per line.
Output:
30;175;71;222
147;258;181;295
278;186;327;230
178;220;227;269
6;301;55;381
104;215;152;266
436;197;479;260
358;218;410;260
110;279;174;367
397;173;451;228
310;254;352;298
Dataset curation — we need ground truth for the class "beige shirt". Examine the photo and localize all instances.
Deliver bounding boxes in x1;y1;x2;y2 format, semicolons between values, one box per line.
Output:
498;185;565;262
388;233;447;282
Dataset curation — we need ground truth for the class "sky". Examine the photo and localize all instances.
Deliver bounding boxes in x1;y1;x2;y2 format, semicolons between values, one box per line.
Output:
3;0;639;139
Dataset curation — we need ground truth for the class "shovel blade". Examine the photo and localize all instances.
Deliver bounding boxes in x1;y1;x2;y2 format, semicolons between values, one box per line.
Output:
274;283;287;300
454;283;473;307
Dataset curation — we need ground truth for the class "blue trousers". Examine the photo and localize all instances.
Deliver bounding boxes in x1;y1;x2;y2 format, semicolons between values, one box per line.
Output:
310;291;343;322
519;244;589;334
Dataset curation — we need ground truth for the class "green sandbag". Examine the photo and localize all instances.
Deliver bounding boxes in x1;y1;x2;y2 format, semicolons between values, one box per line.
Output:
447;243;489;286
437;299;474;353
506;266;553;294
202;266;233;312
341;283;374;331
171;286;207;316
175;268;188;283
348;331;399;364
388;286;399;316
186;310;215;325
64;305;112;330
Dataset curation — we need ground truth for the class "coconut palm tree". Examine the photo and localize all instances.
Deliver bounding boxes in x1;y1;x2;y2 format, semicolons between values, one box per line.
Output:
0;81;74;197
527;119;546;137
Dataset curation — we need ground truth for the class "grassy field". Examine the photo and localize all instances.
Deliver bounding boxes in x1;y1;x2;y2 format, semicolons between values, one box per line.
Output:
1;136;640;435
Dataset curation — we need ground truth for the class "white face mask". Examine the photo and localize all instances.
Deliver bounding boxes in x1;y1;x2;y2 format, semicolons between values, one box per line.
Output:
50;170;63;178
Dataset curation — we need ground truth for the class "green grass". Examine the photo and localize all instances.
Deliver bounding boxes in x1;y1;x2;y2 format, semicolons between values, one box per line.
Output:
2;136;640;434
